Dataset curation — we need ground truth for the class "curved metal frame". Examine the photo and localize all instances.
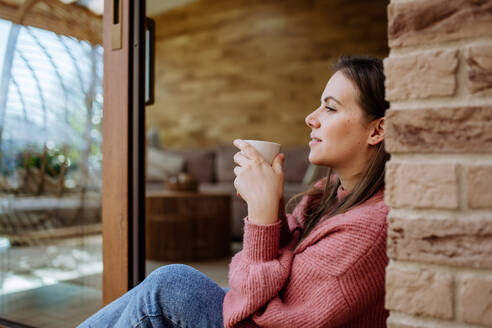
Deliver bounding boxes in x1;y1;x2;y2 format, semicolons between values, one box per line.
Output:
26;26;69;124
11;78;28;122
15;47;48;138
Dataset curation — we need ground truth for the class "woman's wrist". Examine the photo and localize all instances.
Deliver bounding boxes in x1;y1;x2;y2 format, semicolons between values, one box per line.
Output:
248;203;279;225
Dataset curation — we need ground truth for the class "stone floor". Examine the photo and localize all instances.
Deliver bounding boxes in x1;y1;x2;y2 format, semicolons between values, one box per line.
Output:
0;234;235;327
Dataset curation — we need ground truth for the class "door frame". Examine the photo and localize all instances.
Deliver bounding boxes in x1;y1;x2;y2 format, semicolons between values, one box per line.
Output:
130;0;147;290
102;0;146;304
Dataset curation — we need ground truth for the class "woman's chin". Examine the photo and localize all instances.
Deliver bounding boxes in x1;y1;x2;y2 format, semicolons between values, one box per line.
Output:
308;153;331;167
308;154;322;166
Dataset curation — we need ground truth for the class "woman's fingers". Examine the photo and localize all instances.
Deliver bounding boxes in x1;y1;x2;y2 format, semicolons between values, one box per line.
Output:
233;152;249;167
272;153;285;174
233;139;263;162
233;166;242;176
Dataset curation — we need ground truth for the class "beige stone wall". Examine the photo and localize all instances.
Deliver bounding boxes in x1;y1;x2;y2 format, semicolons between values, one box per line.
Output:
147;0;388;149
384;0;492;327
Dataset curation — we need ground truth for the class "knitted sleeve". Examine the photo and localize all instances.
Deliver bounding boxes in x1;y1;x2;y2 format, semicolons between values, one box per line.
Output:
223;217;296;328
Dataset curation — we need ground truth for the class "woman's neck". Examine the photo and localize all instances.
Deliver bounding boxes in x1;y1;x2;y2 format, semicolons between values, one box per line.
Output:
337;172;362;193
335;147;377;192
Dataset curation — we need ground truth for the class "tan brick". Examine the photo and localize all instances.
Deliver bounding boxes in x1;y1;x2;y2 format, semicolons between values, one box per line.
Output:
385;265;454;319
387;216;492;268
459;277;492;326
467;165;492;209
386;106;492;153
388;0;492;47
387;316;425;328
387;323;421;328
384;51;458;101
385;162;458;209
466;45;492;94
388;323;421;328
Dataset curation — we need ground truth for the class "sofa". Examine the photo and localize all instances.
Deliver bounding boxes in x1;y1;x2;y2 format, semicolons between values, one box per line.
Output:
146;143;325;239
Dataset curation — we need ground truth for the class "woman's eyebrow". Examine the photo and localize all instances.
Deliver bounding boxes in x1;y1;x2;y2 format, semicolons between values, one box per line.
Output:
322;96;343;106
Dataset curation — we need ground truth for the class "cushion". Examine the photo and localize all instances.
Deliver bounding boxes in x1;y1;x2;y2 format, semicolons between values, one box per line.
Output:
173;148;216;183
281;146;310;183
147;165;167;182
146;147;184;182
215;144;237;182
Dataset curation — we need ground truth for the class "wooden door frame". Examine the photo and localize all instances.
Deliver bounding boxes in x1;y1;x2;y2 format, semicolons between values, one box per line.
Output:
102;0;146;305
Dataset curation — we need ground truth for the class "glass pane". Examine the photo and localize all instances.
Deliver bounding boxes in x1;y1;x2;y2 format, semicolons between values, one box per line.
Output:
0;19;103;327
143;6;235;290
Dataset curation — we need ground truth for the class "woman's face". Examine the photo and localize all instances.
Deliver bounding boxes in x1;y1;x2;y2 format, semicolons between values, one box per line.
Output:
305;71;372;171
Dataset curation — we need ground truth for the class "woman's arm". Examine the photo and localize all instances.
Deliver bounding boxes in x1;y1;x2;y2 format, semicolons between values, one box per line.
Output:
223;217;297;328
224;220;388;328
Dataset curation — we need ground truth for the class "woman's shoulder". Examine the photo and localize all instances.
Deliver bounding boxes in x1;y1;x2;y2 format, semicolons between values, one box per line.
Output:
294;193;388;276
330;188;388;237
295;188;388;254
344;187;388;223
312;179;388;224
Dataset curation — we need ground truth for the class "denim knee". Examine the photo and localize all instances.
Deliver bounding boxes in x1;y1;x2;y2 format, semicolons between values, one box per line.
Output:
145;265;204;303
146;264;197;286
143;264;224;319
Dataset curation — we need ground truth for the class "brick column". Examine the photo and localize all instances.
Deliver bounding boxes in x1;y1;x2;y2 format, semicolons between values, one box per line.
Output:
383;1;492;327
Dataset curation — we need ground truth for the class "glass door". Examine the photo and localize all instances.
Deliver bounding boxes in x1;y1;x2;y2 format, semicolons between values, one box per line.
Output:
0;19;103;327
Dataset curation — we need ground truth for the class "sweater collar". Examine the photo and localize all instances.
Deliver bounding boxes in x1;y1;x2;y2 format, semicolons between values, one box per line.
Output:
336;184;350;203
336;184;386;203
317;177;382;203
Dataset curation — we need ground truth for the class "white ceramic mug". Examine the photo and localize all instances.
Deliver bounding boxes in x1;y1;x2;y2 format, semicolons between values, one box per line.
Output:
244;140;281;165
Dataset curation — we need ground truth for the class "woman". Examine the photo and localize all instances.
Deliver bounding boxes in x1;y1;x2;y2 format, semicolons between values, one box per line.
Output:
79;55;389;328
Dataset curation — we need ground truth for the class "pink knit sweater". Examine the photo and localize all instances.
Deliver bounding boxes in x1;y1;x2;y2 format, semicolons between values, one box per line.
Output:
223;181;389;327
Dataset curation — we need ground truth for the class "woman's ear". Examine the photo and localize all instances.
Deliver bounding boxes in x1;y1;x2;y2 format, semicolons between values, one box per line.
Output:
368;117;384;145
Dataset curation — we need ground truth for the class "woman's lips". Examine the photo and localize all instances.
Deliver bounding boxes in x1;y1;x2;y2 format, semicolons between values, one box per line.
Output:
309;138;322;147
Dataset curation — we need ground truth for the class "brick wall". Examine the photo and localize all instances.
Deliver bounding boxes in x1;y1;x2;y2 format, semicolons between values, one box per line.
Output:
384;0;492;327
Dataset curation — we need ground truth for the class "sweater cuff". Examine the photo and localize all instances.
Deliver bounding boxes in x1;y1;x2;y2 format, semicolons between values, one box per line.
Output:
243;217;281;262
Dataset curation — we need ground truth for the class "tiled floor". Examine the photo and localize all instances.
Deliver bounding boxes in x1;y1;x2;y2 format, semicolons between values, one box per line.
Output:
0;282;102;328
0;235;236;327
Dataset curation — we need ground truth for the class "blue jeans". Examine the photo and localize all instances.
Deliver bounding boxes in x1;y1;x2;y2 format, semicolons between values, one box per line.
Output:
78;264;227;328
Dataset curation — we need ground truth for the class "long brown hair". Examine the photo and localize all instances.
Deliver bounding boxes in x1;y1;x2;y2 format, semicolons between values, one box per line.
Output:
288;56;390;243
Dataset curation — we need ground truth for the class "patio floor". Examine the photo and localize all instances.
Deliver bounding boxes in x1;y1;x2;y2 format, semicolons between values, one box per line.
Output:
0;235;235;327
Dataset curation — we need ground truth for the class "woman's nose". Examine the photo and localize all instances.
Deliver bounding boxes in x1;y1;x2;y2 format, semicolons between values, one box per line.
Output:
305;109;320;128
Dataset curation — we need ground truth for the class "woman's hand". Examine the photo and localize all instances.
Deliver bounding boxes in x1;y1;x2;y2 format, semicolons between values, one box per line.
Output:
232;139;285;225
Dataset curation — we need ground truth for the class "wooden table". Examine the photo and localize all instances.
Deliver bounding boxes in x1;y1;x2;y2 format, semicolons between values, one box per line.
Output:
146;189;231;261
